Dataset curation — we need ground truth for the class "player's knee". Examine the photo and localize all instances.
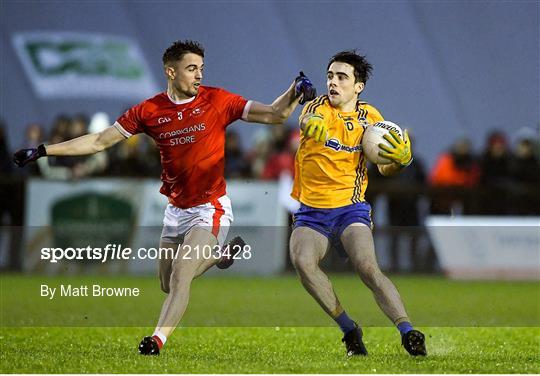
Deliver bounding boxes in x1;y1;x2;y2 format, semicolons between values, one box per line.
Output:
169;263;196;287
357;264;382;287
168;270;190;291
291;252;318;274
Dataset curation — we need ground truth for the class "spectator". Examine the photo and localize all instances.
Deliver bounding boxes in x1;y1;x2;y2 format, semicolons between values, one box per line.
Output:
47;114;73;169
509;135;540;215
67;113;89;139
105;134;160;177
479;131;512;214
247;128;272;178
39;113;109;180
224;131;250;178
261;128;298;180
480;131;511;185
429;137;480;214
49;114;71;144
20;123;45;176
24;123;45;148
70;113;109;179
512;137;540;184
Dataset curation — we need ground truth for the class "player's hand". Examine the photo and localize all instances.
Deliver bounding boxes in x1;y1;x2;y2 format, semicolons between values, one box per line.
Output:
295;71;317;105
378;130;413;167
303;114;327;142
13;144;47;167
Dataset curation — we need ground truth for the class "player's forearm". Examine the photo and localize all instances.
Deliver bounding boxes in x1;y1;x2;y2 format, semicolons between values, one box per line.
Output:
269;81;301;123
45;133;106;156
377;162;405;176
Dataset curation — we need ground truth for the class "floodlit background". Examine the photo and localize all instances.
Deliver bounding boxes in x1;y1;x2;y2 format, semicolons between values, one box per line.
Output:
1;0;538;163
0;1;539;373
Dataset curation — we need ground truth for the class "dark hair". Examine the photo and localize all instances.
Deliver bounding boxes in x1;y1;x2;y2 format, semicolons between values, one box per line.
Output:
162;40;205;66
327;50;373;84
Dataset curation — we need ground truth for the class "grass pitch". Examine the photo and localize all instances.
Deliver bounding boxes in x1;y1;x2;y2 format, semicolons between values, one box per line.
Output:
2;327;538;373
1;274;539;373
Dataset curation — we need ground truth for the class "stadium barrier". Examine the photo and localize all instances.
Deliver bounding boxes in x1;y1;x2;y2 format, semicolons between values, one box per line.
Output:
426;216;540;280
19;178;288;275
0;178;538;278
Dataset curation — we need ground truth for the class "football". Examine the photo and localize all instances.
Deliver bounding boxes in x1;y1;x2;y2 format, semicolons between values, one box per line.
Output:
361;121;404;164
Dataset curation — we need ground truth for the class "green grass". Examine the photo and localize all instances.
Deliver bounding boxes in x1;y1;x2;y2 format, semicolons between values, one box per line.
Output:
1;274;539;373
2;274;538;326
1;327;538;373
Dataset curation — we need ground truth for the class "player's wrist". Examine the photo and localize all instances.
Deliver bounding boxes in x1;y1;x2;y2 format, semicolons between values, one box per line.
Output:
37;144;47;157
301;113;321;130
399;156;413;168
305;113;323;123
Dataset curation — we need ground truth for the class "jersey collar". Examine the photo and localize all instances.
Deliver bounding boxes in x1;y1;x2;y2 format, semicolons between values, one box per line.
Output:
166;91;196;105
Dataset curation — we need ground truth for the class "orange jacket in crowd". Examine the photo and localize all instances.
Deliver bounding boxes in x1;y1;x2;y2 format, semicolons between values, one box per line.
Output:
429;153;480;187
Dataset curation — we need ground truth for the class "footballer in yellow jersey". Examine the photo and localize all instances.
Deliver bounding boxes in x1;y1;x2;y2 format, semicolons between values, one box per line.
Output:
289;50;425;357
291;96;384;208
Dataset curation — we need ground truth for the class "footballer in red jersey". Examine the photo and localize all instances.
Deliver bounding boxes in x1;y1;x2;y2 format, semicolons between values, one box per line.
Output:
14;40;317;355
114;86;249;209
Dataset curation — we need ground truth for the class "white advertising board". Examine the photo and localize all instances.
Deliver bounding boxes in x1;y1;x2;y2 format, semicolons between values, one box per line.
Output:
24;179;287;275
426;216;540;279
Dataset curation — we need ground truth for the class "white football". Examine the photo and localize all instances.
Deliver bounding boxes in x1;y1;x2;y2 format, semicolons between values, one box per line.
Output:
361;121;403;165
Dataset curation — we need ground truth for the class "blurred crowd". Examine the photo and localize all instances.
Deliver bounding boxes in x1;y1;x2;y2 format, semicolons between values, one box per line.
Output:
368;129;539;217
0;113;538;217
427;130;539;215
0;113;301;181
1;113;161;179
0;113;538;273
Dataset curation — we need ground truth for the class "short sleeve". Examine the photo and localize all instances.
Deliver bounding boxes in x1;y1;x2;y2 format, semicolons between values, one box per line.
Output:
115;103;145;138
213;88;248;126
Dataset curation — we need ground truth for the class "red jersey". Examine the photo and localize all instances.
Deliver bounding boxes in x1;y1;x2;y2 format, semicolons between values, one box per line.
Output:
114;86;249;208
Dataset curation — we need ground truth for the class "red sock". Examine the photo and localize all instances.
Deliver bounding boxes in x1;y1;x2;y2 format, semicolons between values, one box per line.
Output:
152;335;163;349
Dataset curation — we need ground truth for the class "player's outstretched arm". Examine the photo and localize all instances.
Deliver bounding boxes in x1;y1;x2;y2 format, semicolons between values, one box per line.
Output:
377;129;413;176
245;72;317;125
13;126;125;167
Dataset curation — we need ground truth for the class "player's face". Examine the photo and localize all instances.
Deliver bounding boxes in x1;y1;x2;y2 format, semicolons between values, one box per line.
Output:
327;62;364;110
167;53;204;98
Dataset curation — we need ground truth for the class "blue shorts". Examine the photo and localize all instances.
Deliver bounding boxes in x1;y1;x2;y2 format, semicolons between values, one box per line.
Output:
292;201;373;256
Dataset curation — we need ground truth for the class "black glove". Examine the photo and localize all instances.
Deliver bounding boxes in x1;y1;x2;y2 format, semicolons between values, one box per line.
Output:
295;71;317;105
13;144;47;167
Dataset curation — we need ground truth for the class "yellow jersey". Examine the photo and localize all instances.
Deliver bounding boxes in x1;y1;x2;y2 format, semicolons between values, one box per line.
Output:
291;95;384;208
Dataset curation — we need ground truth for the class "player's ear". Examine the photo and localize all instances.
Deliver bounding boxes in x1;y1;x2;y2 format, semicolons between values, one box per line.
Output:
165;65;175;80
355;81;365;95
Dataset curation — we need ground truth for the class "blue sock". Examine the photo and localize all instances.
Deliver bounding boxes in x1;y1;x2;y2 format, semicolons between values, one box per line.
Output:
397;321;413;336
334;311;356;334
